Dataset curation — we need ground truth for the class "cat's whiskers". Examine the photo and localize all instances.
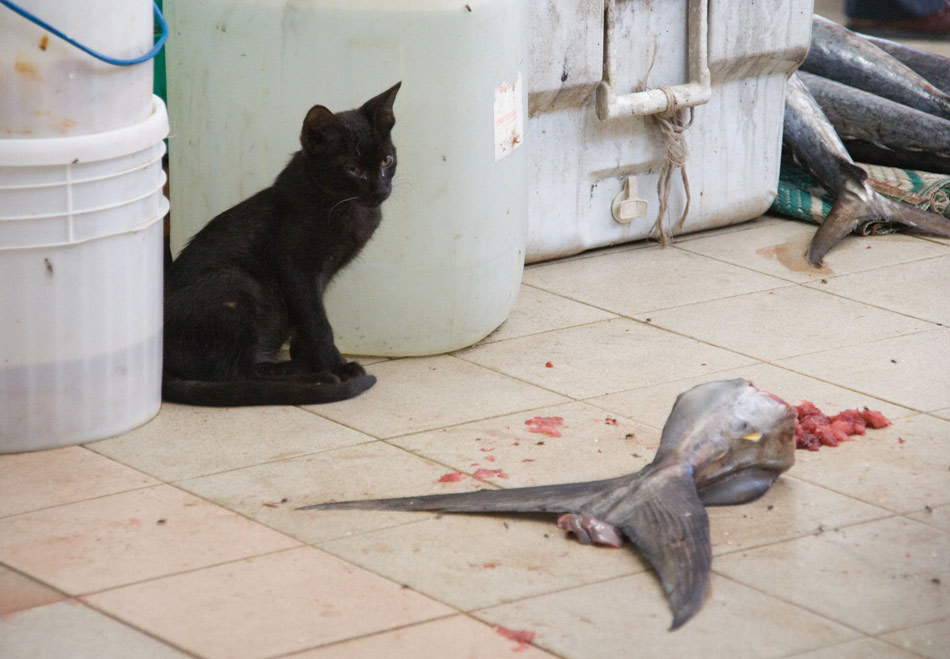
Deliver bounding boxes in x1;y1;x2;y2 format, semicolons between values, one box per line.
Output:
390;176;414;204
327;196;359;220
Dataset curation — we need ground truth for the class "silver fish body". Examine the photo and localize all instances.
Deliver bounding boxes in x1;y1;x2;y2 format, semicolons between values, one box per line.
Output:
841;140;950;177
798;70;950;175
862;34;950;95
298;378;797;630
802;16;950;120
783;73;950;266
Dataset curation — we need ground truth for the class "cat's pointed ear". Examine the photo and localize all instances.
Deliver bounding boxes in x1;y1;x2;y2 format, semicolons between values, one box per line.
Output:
301;105;342;154
361;81;401;134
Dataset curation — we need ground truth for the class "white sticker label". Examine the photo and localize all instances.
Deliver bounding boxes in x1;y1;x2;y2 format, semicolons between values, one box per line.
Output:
493;73;523;161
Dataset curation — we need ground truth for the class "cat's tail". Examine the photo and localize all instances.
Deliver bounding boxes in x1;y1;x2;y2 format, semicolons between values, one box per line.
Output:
161;374;376;407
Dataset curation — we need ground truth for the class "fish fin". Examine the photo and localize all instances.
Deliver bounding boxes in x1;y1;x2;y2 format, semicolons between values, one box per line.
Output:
296;475;629;514
808;181;950;267
615;467;711;631
698;467;783;506
877;195;950;238
807;187;863;267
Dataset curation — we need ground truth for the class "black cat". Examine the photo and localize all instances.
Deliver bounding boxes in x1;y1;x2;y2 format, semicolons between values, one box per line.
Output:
162;82;401;406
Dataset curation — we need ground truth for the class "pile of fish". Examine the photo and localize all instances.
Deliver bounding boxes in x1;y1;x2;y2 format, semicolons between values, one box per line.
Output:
783;16;950;266
300;378;798;630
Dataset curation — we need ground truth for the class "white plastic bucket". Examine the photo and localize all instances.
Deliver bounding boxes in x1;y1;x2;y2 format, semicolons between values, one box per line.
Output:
0;97;169;246
0;0;154;137
166;0;529;356
0;97;169;452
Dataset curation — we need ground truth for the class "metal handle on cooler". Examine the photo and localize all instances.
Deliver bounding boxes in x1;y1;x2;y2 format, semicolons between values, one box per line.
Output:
595;0;711;120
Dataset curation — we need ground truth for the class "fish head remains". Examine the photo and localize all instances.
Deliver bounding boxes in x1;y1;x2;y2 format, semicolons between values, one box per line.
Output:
655;379;796;506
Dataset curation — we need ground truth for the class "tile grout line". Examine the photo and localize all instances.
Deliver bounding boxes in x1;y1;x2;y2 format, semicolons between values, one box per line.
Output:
711;570;875;642
763;360;929;415
75;595;203;658
260;611;468;659
450;326;768;400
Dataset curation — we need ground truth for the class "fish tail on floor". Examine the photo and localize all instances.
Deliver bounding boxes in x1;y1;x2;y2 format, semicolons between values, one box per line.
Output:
296;477;626;514
617;467;712;630
807;180;950;266
807;185;865;267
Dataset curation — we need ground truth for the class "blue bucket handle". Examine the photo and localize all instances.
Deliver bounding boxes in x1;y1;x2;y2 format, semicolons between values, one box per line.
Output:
0;0;168;66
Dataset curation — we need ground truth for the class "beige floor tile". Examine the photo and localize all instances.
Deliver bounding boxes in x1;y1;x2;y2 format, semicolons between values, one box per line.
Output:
791;414;950;514
0;565;66;615
878;619;950;659
522;242;786;316
0;600;187;658
668;217;764;243
318;513;647;611
777;329;950;412
180;442;485;545
84;546;454;659
475;573;857;658
0;446;157;518
389;400;660;487
289;615;556;658
588;362;914;430
88;403;374;482
708;476;889;556
478;284;617;344
0;484;299;595
305;355;567;438
907;504;950;533
932;408;950;421
678;216;948;284
458;318;756;400
805;255;950;326
924;234;950;246
715;516;949;635
638;286;933;362
787;637;919;659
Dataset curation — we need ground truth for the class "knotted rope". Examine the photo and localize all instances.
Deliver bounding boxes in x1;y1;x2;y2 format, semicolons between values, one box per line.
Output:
651;85;694;246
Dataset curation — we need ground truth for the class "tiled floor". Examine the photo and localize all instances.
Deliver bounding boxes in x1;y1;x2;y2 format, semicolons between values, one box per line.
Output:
4;5;950;656
2;215;948;658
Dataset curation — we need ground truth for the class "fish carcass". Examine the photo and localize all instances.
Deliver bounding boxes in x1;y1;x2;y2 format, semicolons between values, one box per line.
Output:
299;378;797;630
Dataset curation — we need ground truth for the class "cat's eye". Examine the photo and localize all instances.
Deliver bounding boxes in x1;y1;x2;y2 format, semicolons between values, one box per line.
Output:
381;155;394;168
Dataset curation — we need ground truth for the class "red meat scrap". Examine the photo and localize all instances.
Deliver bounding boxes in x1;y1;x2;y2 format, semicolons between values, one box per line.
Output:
860;408;892;429
525;416;564;437
794;401;891;451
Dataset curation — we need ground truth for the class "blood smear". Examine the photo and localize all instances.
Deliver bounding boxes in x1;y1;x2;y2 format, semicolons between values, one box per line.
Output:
438;471;465;482
495;625;536;650
473;468;509;481
525;416;564;437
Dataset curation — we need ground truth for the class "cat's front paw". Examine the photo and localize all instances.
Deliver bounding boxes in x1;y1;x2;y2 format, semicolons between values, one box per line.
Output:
334;361;367;381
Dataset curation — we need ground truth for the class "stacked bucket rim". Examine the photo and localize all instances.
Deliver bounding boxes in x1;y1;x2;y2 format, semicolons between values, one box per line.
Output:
0;0;168;451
